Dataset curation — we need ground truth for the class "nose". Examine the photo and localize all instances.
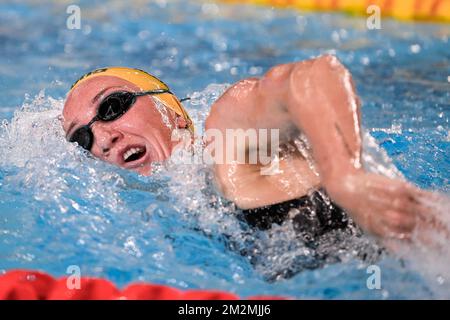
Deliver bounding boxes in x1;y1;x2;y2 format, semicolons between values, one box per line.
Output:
92;124;123;154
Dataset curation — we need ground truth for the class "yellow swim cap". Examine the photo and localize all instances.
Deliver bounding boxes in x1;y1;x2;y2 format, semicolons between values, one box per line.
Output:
69;67;194;133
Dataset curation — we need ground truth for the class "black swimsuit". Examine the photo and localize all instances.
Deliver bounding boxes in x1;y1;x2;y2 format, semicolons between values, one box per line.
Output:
231;189;382;281
238;189;349;243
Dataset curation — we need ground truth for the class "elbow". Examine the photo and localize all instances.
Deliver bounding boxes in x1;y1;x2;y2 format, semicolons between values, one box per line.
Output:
314;54;345;69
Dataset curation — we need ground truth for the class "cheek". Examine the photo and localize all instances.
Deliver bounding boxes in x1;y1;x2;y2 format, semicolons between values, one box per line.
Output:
119;116;149;133
116;103;154;134
90;146;107;162
119;100;170;136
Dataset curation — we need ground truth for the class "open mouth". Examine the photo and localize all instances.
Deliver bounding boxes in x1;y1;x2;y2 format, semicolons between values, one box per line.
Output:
123;146;146;163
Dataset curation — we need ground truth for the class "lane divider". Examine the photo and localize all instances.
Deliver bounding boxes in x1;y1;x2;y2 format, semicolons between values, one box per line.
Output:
218;0;450;22
0;270;286;300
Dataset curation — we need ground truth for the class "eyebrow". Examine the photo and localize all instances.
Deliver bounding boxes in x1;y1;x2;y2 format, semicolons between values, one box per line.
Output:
66;85;123;138
91;85;122;104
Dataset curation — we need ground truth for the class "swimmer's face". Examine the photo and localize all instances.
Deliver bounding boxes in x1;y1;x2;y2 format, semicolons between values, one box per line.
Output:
62;76;186;175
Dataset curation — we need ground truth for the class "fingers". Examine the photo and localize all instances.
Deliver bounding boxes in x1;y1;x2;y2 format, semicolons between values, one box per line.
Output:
391;190;429;218
368;214;412;240
351;205;415;240
409;191;450;239
382;188;450;247
354;188;419;239
363;176;429;220
330;172;449;243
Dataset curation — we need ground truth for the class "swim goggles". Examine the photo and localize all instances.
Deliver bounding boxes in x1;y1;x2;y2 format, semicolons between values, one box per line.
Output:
67;67;194;151
68;89;173;151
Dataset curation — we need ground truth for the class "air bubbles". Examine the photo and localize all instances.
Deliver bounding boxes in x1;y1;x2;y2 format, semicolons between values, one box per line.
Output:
410;44;421;54
138;30;150;40
152;252;164;261
339;28;348;39
331;30;340;43
249;66;262;75
82;24;92;36
213;61;230;72
169;47;178;57
388;48;396;57
360;56;370;66
124;236;142;258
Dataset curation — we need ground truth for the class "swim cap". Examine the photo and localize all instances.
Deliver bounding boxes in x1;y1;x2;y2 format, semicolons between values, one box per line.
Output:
69;67;194;133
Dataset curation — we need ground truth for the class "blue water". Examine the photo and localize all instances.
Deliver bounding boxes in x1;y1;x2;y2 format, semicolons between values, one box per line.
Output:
0;0;449;299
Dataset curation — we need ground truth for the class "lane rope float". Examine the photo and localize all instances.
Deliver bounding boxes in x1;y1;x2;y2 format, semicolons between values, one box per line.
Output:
218;0;450;22
0;270;287;300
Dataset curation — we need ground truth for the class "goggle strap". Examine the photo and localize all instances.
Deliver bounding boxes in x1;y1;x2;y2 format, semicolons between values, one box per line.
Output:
86;115;100;128
133;89;172;97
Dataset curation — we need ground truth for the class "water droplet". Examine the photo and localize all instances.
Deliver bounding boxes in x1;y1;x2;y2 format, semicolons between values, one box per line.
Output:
360;56;370;66
82;24;92;35
410;44;421;54
388;49;396;57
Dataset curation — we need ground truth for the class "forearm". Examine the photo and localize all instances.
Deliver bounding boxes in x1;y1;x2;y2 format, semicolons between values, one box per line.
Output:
283;55;363;185
253;56;448;241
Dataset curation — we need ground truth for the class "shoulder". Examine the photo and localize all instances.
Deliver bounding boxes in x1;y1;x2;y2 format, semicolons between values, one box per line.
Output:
205;63;296;130
205;77;260;131
215;77;260;108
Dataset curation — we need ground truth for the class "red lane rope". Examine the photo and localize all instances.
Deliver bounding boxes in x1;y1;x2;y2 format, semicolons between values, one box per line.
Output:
0;270;287;300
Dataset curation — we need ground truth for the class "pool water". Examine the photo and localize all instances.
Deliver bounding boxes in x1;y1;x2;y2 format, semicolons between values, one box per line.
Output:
0;0;449;299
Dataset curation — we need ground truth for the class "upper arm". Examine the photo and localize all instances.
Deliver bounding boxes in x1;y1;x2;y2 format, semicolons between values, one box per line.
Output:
205;56;363;206
205;78;261;134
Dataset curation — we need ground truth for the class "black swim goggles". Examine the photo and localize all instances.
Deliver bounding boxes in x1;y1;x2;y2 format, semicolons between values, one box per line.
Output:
68;89;172;151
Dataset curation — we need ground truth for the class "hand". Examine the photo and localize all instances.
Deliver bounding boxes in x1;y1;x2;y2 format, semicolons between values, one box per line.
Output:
325;170;446;240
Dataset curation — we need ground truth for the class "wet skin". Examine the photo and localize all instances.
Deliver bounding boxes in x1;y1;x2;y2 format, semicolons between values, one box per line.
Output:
63;76;188;176
63;55;447;241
